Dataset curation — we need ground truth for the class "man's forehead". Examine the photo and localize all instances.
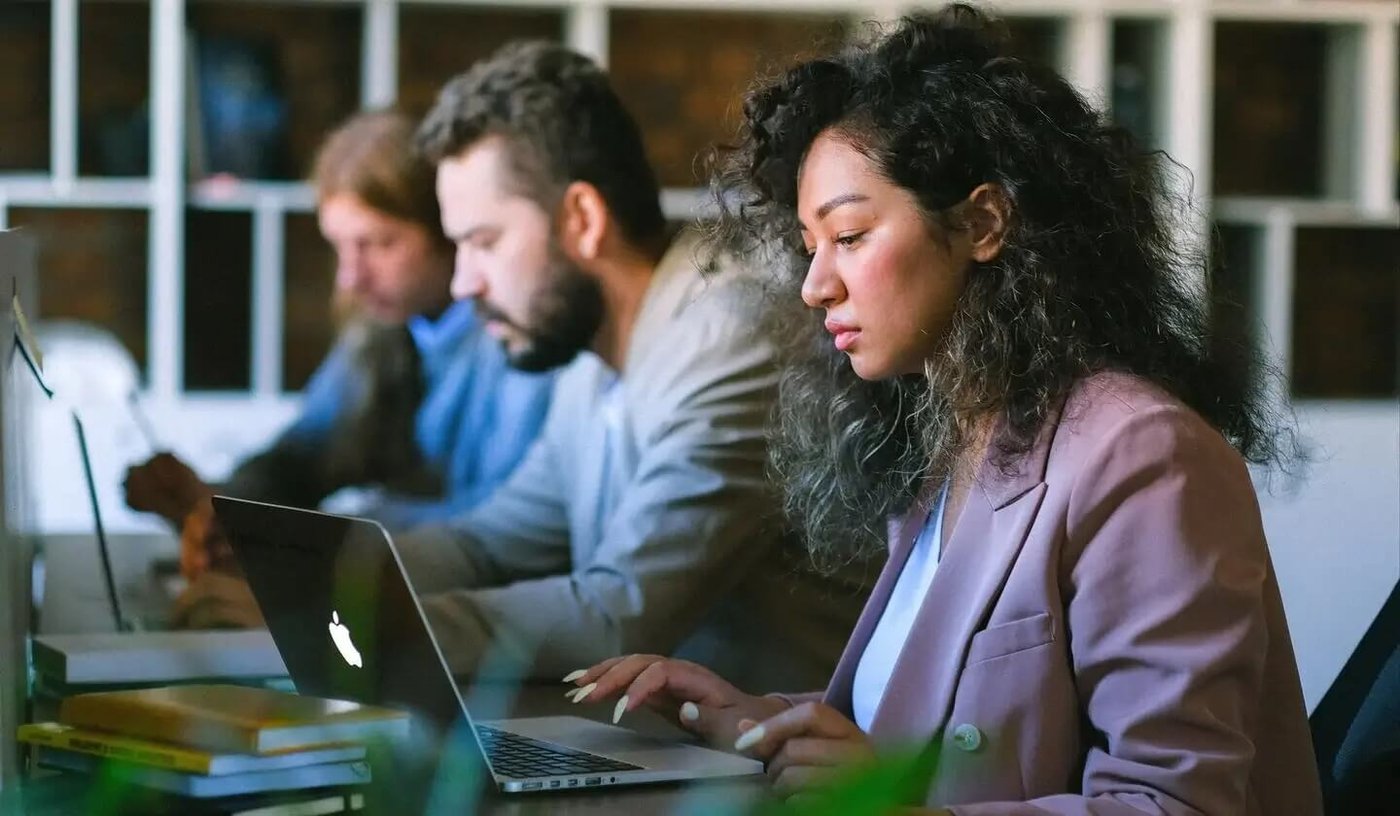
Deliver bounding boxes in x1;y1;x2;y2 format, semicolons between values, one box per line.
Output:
442;134;516;184
437;152;505;229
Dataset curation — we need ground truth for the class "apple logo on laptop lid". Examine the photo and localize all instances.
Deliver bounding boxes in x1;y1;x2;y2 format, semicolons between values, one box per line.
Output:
329;610;363;668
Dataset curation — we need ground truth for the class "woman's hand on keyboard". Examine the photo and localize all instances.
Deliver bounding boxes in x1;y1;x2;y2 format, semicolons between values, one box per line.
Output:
562;655;791;751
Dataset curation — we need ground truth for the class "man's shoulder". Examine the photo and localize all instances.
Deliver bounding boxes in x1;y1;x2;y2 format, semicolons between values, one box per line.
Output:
612;233;777;431
547;353;611;407
640;229;768;349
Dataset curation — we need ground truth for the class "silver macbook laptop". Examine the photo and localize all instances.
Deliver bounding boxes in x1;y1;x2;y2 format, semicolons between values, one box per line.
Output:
212;496;762;794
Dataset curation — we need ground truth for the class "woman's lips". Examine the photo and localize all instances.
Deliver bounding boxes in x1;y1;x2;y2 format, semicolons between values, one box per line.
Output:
824;318;860;352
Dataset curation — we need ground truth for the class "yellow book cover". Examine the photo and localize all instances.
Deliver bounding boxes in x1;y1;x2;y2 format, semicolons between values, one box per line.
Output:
58;684;410;755
17;722;367;775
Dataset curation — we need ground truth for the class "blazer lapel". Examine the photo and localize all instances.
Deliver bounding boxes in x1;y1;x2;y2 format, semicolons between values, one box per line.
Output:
866;480;1047;742
859;412;1064;744
823;485;938;716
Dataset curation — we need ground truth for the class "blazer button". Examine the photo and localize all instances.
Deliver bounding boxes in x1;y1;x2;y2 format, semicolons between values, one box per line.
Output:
951;723;983;752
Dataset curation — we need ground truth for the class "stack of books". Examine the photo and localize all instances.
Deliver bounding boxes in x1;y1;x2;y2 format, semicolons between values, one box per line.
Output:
27;630;293;727
19;684;410;806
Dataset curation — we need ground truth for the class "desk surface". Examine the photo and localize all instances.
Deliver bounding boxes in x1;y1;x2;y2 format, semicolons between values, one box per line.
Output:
37;532;179;634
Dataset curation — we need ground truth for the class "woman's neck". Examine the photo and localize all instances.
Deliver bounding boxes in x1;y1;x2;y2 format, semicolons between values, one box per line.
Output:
941;411;998;551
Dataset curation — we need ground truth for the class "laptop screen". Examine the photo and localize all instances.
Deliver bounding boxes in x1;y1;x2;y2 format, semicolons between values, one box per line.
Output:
71;412;123;630
212;496;471;735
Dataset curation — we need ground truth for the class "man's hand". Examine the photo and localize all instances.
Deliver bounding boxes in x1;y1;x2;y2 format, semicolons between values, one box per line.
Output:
177;497;238;580
124;453;211;526
170;570;264;630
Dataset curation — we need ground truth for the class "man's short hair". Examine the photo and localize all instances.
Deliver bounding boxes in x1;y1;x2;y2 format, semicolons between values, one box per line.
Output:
417;40;666;251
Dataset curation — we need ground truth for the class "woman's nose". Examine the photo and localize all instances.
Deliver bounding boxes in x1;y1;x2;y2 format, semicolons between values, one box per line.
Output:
800;248;843;309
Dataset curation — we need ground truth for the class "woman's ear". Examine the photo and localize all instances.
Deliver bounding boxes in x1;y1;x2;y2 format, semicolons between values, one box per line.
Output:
557;180;609;261
964;183;1011;263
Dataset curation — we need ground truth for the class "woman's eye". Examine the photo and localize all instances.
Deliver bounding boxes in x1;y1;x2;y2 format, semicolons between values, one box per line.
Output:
835;232;864;248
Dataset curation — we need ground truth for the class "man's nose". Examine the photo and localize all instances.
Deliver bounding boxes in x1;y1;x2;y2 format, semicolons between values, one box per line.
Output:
451;253;485;301
335;251;370;293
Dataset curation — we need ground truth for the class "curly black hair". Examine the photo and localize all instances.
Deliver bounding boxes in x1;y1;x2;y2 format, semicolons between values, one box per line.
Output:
713;4;1297;566
416;40;667;254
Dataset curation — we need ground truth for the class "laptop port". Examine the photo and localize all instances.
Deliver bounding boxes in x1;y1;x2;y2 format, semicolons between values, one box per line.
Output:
549;780;561;788
584;777;602;786
567;779;580;787
523;782;542;791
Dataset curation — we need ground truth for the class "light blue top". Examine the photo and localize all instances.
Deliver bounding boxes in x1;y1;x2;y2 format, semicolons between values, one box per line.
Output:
260;299;554;530
852;480;951;732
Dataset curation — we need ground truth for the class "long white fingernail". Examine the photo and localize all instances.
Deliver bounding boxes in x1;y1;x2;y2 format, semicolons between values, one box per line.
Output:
570;682;597;703
612;695;629;724
733;725;765;752
680;702;699;722
561;669;586;683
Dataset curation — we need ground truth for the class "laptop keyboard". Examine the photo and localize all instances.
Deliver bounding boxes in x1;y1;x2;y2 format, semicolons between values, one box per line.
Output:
476;725;643;780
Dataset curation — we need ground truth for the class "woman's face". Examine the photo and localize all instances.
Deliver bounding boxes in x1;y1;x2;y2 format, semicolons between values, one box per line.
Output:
318;193;452;323
796;130;974;380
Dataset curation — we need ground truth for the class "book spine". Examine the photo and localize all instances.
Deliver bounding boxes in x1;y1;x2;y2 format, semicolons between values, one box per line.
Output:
58;698;256;754
18;727;211;774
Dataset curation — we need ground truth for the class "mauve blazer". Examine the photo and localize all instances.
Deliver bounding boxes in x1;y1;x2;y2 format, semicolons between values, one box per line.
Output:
790;372;1322;814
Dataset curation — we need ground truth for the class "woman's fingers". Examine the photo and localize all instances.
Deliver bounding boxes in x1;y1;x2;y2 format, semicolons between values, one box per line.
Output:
559;655;751;739
733;702;865;760
611;660;678;720
771;764;840;796
764;736;873;785
562;654;665;702
561;656;626;686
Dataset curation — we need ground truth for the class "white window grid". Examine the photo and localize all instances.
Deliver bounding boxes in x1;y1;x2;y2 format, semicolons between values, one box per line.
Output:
0;0;1396;408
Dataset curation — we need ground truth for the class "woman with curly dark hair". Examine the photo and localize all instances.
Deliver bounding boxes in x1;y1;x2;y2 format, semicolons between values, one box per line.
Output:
566;5;1320;813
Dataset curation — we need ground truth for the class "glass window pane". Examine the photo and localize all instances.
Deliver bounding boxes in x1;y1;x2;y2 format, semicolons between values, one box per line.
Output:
188;2;361;181
1210;223;1265;383
184;210;251;391
1004;17;1062;70
9;207;149;379
1291;227;1399;398
397;4;564;119
1213;22;1327;197
609;10;847;187
0;0;51;173
79;0;150;177
282;212;336;392
1111;19;1164;151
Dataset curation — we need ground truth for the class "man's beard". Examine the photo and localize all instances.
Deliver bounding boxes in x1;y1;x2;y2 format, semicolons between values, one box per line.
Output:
476;247;605;374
